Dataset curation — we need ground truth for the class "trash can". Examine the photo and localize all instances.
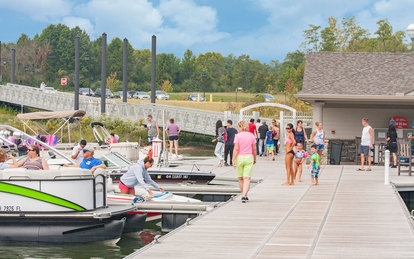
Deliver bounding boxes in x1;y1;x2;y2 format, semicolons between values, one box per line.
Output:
329;141;343;165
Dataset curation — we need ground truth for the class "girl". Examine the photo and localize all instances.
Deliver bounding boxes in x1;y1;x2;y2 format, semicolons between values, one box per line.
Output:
283;123;296;186
212;120;225;167
294;141;308;182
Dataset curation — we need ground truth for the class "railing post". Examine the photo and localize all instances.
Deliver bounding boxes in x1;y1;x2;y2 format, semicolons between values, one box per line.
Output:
384;150;390;185
280;111;284;151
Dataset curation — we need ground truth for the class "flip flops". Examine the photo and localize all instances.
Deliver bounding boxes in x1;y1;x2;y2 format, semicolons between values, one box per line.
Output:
366;168;372;171
356;168;365;171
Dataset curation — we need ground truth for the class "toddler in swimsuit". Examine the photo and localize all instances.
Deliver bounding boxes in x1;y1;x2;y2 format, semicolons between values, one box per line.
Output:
294;142;308;182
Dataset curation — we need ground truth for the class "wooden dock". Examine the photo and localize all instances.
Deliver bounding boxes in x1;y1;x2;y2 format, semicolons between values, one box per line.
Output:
127;156;414;258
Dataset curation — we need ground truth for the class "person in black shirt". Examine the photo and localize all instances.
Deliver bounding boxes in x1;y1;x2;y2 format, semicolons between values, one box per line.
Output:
258;122;269;157
224;120;238;166
386;123;398;168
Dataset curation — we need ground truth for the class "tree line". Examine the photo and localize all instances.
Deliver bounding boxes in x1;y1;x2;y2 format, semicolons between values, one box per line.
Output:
0;17;411;95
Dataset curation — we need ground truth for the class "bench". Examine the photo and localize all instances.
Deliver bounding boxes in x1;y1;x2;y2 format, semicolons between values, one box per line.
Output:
398;140;412;176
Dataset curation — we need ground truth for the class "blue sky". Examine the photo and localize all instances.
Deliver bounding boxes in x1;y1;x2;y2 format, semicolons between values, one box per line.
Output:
0;0;413;63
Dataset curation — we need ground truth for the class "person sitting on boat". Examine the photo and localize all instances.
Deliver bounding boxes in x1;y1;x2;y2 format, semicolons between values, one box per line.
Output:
119;156;164;196
16;145;49;170
0;150;17;170
106;133;118;144
64;145;106;173
71;139;87;164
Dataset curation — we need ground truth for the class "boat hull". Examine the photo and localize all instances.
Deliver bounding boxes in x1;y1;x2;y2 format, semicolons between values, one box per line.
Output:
110;170;215;184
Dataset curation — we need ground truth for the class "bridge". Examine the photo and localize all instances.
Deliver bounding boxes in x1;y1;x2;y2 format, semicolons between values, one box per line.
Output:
0;83;310;136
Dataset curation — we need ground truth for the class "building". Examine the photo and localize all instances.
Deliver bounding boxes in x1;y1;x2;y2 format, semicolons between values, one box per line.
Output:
297;52;414;163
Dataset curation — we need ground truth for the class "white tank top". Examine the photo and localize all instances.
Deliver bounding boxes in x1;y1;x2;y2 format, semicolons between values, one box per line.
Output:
361;125;372;146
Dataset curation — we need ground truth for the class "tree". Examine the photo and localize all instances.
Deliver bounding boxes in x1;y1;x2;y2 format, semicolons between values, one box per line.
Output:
320;17;340;51
160;80;173;92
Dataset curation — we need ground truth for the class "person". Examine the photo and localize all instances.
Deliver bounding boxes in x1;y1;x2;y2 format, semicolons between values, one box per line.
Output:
224;120;238;166
294;141;308;182
311;122;325;158
357;118;374;171
232;121;256;203
295;120;309;147
248;118;257;136
109;133;118;144
408;122;414;155
283;123;296;186
71;139;87;164
272;119;280;154
16;145;49;170
166;118;181;157
119;156;165;196
40;81;46;91
264;125;275;161
255;119;262;155
0;150;17;170
308;144;320;186
114;133;120;142
258;121;269;157
64;145;106;173
212;120;225;167
386;123;398;168
146;115;159;146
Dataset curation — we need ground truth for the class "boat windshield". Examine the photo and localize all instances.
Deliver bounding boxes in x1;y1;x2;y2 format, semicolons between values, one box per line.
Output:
99;152;132;168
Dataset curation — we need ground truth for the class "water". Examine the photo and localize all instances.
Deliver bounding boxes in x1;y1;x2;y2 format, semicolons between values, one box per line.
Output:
0;221;162;259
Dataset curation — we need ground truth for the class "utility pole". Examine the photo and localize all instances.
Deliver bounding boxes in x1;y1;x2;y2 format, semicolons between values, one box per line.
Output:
151;35;156;103
122;38;128;103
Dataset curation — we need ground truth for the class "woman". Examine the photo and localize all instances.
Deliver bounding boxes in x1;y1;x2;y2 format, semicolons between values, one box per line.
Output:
0;150;17;170
283;123;296;186
386;124;398;168
311;122;325;157
272;119;280;154
16;145;49;170
295;120;308;147
166;118;181;157
119;156;164;196
212;120;225;167
232;121;256;202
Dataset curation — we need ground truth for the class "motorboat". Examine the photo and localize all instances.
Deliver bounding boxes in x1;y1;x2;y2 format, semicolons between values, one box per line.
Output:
0;125;146;243
99;152;216;184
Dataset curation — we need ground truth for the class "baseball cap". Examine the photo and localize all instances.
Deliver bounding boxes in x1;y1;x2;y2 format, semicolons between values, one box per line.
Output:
82;145;95;152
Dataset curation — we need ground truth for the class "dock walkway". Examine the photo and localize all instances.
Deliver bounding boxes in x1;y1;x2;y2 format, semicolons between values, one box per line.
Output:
129;155;414;258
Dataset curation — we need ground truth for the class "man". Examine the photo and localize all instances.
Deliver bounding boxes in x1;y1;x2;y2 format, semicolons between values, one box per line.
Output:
71;139;87;164
409;122;414;155
255;119;261;155
258;121;269;157
248;118;257;136
224;120;238;166
357;118;374;171
64;145;106;173
146;115;159;146
119;156;165;196
40;81;46;91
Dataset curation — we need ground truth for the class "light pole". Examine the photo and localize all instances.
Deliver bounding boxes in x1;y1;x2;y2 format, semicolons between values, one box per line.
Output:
202;71;207;98
407;24;414;44
85;54;91;95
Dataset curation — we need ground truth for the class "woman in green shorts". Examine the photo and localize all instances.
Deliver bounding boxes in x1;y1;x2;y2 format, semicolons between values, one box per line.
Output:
232;121;257;203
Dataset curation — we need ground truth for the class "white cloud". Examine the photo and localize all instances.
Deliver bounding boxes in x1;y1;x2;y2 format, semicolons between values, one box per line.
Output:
0;0;71;22
61;16;94;34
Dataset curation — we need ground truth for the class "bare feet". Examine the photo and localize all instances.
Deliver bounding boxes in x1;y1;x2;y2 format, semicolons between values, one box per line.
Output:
282;182;290;186
298;179;303;182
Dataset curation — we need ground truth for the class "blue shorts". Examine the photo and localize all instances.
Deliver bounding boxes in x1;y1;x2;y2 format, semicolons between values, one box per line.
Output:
316;144;324;150
311;167;320;178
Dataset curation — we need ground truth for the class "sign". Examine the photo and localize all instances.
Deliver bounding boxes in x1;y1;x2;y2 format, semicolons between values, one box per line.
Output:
61;78;67;85
389;116;408;129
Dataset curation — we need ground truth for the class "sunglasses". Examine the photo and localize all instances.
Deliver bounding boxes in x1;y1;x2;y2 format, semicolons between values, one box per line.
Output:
28;149;34;151
286;127;292;130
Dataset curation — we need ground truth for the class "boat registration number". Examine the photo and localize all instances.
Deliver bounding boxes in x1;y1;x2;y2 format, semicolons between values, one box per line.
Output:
165;175;188;179
0;206;21;212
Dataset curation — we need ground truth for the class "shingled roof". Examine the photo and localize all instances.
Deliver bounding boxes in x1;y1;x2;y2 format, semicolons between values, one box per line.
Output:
299;52;414;96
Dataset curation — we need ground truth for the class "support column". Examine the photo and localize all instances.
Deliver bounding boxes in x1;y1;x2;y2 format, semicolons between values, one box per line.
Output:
74;35;80;110
151;35;156;104
101;33;107;114
11;49;15;84
312;102;324;130
122;38;128;103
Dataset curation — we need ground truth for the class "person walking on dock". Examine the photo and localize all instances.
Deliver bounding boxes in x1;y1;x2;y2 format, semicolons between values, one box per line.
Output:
166;118;181;157
119;156;165;196
386;123;398;168
232;121;256;202
258;121;268;157
224;120;238;166
310;122;324;158
146;115;159;146
265;125;275;161
308;144;320;185
272;119;280;154
283;123;296;186
357;118;373;171
212;120;225;167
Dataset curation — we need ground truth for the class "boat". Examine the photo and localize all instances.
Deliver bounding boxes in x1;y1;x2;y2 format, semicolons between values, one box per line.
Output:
0;125;146;243
100;152;216;184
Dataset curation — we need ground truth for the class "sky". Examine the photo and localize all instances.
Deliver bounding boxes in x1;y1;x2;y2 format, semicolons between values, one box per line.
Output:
0;0;413;63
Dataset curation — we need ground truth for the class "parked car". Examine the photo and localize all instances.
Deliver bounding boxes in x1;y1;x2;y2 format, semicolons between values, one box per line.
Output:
263;93;275;102
155;90;170;100
43;87;56;94
94;88;114;98
114;91;123;98
188;93;205;102
133;91;150;99
79;88;94;96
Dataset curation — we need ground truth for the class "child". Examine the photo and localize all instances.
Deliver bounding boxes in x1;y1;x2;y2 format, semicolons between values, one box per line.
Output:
294;141;308;182
308;144;320;186
264;125;275;161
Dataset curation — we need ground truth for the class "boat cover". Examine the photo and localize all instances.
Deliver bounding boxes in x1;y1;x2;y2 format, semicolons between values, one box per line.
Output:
16;110;86;120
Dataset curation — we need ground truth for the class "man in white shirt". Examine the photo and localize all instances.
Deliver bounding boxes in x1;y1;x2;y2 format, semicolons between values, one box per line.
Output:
71;140;87;164
357;118;374;171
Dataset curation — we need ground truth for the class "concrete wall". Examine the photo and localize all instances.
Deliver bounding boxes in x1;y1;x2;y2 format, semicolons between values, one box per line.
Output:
322;105;414;140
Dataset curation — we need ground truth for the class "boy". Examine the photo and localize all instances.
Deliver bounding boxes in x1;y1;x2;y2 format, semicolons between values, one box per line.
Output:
264;125;275;161
308;144;320;186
